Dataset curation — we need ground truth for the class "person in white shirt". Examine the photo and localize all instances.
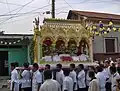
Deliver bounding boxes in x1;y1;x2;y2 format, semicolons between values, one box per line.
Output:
77;64;86;91
110;66;120;91
103;60;111;91
54;64;64;90
69;64;77;91
96;66;106;91
88;71;99;91
10;63;19;91
63;69;73;91
32;63;42;91
40;70;61;91
21;62;32;91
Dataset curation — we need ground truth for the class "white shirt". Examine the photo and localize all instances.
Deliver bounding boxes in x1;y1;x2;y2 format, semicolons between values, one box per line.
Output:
40;79;61;91
32;70;42;91
56;70;64;86
10;69;19;91
96;72;106;91
111;72;120;91
69;70;77;90
88;79;99;91
77;70;86;88
86;72;91;86
21;70;31;88
63;76;73;91
103;67;111;82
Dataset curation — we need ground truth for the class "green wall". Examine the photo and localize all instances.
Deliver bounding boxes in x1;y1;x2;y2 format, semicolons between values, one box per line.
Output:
8;48;28;67
0;46;28;74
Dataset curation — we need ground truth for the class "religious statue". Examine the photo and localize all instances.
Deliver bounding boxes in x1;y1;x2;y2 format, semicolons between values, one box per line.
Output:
33;17;39;29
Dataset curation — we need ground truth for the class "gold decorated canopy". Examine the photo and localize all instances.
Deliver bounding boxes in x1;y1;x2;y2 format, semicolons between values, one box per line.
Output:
33;18;93;63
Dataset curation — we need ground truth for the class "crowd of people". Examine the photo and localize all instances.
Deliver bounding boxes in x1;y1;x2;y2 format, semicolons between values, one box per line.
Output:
10;59;120;91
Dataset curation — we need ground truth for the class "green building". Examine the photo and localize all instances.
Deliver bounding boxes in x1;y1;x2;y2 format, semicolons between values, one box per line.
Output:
0;34;33;76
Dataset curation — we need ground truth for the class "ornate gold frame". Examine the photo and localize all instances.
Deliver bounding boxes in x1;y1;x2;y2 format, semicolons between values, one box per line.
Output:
33;18;93;63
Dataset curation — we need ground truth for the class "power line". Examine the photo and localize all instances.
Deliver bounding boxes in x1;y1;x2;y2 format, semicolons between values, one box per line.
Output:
0;12;42;17
0;0;36;25
0;4;51;24
0;1;38;8
16;0;36;13
5;0;13;24
63;0;73;9
0;13;38;25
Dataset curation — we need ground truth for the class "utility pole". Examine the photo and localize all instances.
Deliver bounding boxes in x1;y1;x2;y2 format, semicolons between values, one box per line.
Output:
52;0;55;18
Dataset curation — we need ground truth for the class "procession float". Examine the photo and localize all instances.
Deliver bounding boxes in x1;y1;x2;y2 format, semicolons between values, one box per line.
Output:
32;18;94;67
32;17;119;67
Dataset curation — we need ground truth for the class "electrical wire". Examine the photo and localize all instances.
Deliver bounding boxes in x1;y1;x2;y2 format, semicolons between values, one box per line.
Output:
0;1;38;8
16;0;36;13
5;0;13;24
0;0;36;25
0;4;51;25
63;0;73;9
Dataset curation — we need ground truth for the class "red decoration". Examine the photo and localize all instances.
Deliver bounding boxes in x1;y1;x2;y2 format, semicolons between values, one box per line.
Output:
43;38;52;46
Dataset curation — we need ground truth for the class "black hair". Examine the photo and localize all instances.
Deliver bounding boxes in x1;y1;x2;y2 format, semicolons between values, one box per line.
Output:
88;66;95;71
110;66;117;73
104;60;110;64
11;63;15;68
14;62;19;67
78;64;84;69
64;69;70;76
44;70;52;80
56;63;62;69
33;63;39;69
23;62;29;68
89;71;95;78
45;64;51;69
70;63;75;69
96;66;103;72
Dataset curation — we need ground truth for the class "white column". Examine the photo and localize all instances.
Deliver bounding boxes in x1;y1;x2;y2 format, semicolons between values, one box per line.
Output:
89;37;93;62
37;36;40;64
27;44;31;64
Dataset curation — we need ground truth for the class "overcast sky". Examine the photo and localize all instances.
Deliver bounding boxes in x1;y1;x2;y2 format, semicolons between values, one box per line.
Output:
0;0;120;34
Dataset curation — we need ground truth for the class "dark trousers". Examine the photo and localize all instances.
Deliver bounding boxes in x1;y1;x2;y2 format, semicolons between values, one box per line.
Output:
22;87;32;91
78;88;86;91
105;82;111;91
86;86;89;91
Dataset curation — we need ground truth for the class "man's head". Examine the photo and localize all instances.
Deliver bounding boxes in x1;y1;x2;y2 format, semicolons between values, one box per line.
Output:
44;70;52;80
104;60;110;68
64;69;70;76
89;71;95;78
117;61;120;67
70;63;75;71
88;66;95;72
56;63;62;72
110;66;117;74
11;63;15;71
33;63;39;72
77;64;84;72
96;66;103;73
14;62;19;67
45;64;51;70
23;62;29;69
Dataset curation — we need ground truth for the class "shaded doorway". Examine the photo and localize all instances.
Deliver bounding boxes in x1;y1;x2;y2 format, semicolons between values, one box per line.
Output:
0;51;8;76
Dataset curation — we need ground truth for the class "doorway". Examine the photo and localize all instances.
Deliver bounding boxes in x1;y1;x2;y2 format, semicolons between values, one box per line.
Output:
0;51;8;76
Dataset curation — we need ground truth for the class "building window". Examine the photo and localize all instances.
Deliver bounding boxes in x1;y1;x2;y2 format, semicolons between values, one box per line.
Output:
104;38;117;53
